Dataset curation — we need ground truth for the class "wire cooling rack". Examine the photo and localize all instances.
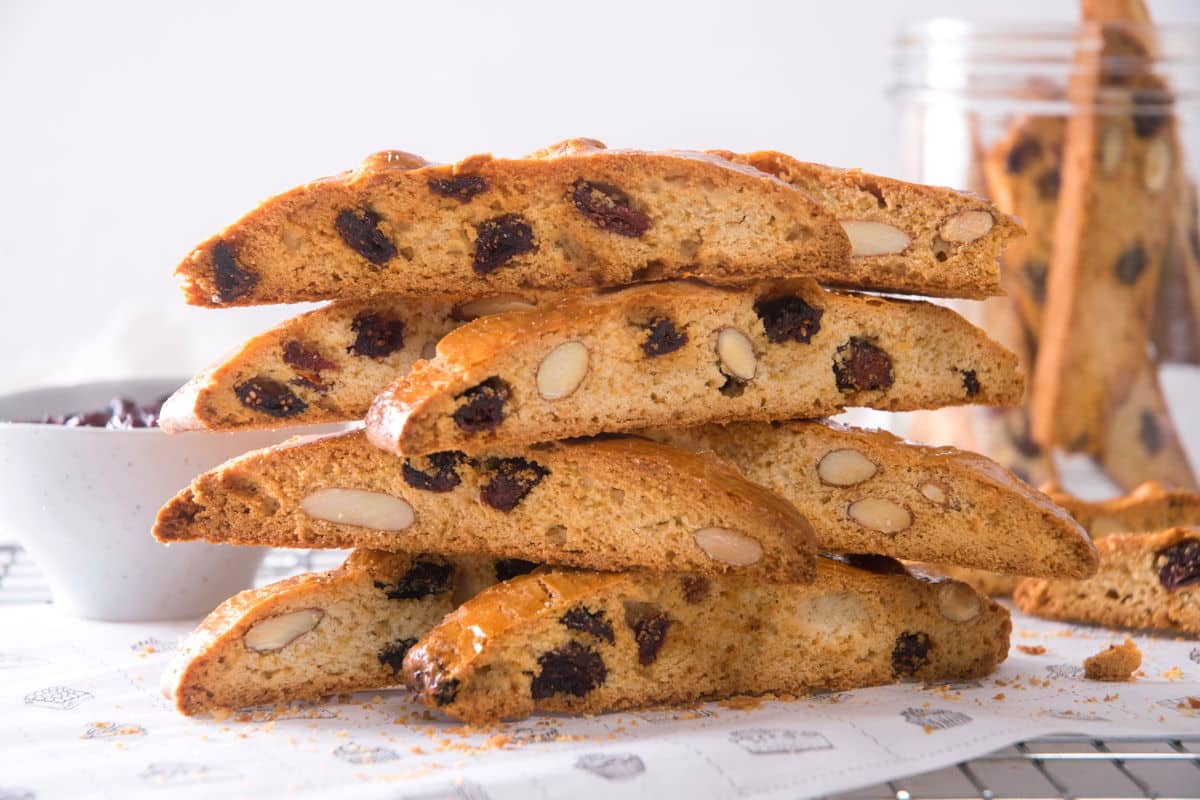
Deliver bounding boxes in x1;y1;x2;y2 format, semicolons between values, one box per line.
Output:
3;543;1198;799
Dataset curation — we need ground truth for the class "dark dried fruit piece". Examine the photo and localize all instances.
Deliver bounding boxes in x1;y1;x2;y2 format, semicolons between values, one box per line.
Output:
961;370;981;397
571;180;651;237
680;576;710;604
718;374;747;398
433;677;460;706
1035;167;1061;200
473;214;536;274
494;559;539;581
754;294;824;344
375;561;453;600
833;553;909;575
892;631;931;675
479;457;550;511
1005;136;1042;174
234;377;308;418
335;208;397;265
625;603;671;666
560;605;615;643
282;341;336;374
428;175;488;203
833;338;894;393
452;377;510;433
1131;92;1169;138
530;641;607;699
1114;244;1148;285
349;313;405;358
402;451;467;493
1024;261;1048;304
1139;410;1163;455
377;638;418;672
642;318;688;357
211;241;259;303
1157;540;1200;590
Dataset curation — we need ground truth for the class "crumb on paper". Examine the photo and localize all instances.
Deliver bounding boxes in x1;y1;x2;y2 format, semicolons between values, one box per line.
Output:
1103;694;1119;702
718;696;764;711
1176;697;1200;710
1017;645;1046;655
1163;667;1184;681
1083;638;1142;682
992;693;1006;701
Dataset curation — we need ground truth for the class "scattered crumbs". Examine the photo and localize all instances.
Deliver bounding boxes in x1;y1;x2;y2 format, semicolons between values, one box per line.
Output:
1103;694;1119;702
1017;645;1046;655
922;725;934;734
1016;630;1040;638
992;693;1006;701
1163;667;1184;681
262;721;275;733
335;730;349;738
1176;697;1200;710
994;679;1008;687
483;734;509;749
237;733;248;740
212;709;231;722
371;695;383;704
718;696;764;711
921;701;931;709
309;723;319;730
114;742;127;750
410;746;424;754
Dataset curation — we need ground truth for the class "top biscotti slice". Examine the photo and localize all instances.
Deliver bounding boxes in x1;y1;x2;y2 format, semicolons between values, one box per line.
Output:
366;279;1023;456
715;151;1021;298
174;139;852;307
153;431;816;583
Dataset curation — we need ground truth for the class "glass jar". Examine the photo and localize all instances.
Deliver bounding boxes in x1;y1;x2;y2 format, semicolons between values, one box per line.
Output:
889;19;1200;495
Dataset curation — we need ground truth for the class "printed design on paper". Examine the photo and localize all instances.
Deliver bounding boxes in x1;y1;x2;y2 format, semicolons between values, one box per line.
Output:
332;743;400;764
1041;709;1110;722
233;702;338;721
0;653;45;670
401;781;490;800
508;725;559;744
0;788;36;800
1190;647;1200;665
923;679;983;691
730;728;834;755
82;722;146;739
574;752;646;780
129;637;177;655
900;707;972;730
23;686;93;710
1045;663;1085;680
632;707;715;723
139;763;239;786
1155;695;1200;712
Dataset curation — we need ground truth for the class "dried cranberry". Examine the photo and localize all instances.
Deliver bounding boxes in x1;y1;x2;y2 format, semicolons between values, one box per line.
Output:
374;561;453;600
211;241;258;303
452;377;510;433
571;180;651;237
962;370;981;397
349;313;405;358
1115;244;1148;285
282;341;336;374
834;553;909;575
833;338;894;392
473;214;536;274
641;318;688;357
892;632;931;675
560;606;614;643
234;377;307;417
427;175;488;203
1005;136;1042;174
625;604;670;666
1024;261;1048;304
402;451;467;492
1010;425;1043;459
1132;91;1169;138
494;559;539;581
335;208;396;265
1035;167;1061;200
377;638;418;672
680;576;710;604
754;294;824;344
432;678;460;706
1157;540;1200;590
530;641;607;699
479;457;550;511
1139;410;1163;455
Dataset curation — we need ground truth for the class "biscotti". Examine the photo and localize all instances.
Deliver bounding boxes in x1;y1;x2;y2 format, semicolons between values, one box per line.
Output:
174;139;853;307
1097;361;1197;491
644;420;1096;578
1014;528;1200;635
163;551;512;715
366;279;1023;456
721;150;1020;299
153;431;816;583
403;556;1011;723
160;291;557;432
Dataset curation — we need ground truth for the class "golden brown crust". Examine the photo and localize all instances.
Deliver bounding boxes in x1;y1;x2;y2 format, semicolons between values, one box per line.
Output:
174;140;853;307
1014;528;1200;635
403;558;1011;723
152;430;816;583
365;279;1023;456
645;420;1096;578
1082;638;1142;681
1046;481;1200;536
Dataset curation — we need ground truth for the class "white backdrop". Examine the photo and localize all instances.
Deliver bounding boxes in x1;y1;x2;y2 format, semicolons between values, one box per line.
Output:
2;0;1198;394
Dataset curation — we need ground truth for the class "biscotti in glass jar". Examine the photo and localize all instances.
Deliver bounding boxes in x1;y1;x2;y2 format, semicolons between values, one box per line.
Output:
891;18;1200;495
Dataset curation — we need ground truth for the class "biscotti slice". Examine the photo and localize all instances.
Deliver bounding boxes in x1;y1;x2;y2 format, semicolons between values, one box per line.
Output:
718;150;1021;299
163;551;514;715
153;430;816;583
645;420;1095;578
1097;361;1197;491
1014;528;1200;635
403;556;1011;723
160;291;556;432
366;279;1023;456
1151;179;1200;364
175;139;851;307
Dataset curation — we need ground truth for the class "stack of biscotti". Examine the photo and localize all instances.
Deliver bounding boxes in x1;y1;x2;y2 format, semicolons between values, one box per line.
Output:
152;138;1102;723
908;0;1198;493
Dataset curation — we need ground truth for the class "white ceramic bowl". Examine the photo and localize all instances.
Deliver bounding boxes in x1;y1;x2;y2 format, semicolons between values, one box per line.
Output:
0;378;304;621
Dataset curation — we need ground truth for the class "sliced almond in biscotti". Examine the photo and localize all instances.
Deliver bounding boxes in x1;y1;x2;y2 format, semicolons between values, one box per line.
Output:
402;556;1011;724
365;279;1023;457
173;138;852;307
644;419;1096;579
163;551;511;715
152;430;816;583
159;291;560;433
711;150;1023;299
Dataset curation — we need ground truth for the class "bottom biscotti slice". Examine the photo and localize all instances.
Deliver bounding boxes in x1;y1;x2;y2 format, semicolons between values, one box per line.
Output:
163;551;521;715
1014;529;1200;635
403;556;1011;723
